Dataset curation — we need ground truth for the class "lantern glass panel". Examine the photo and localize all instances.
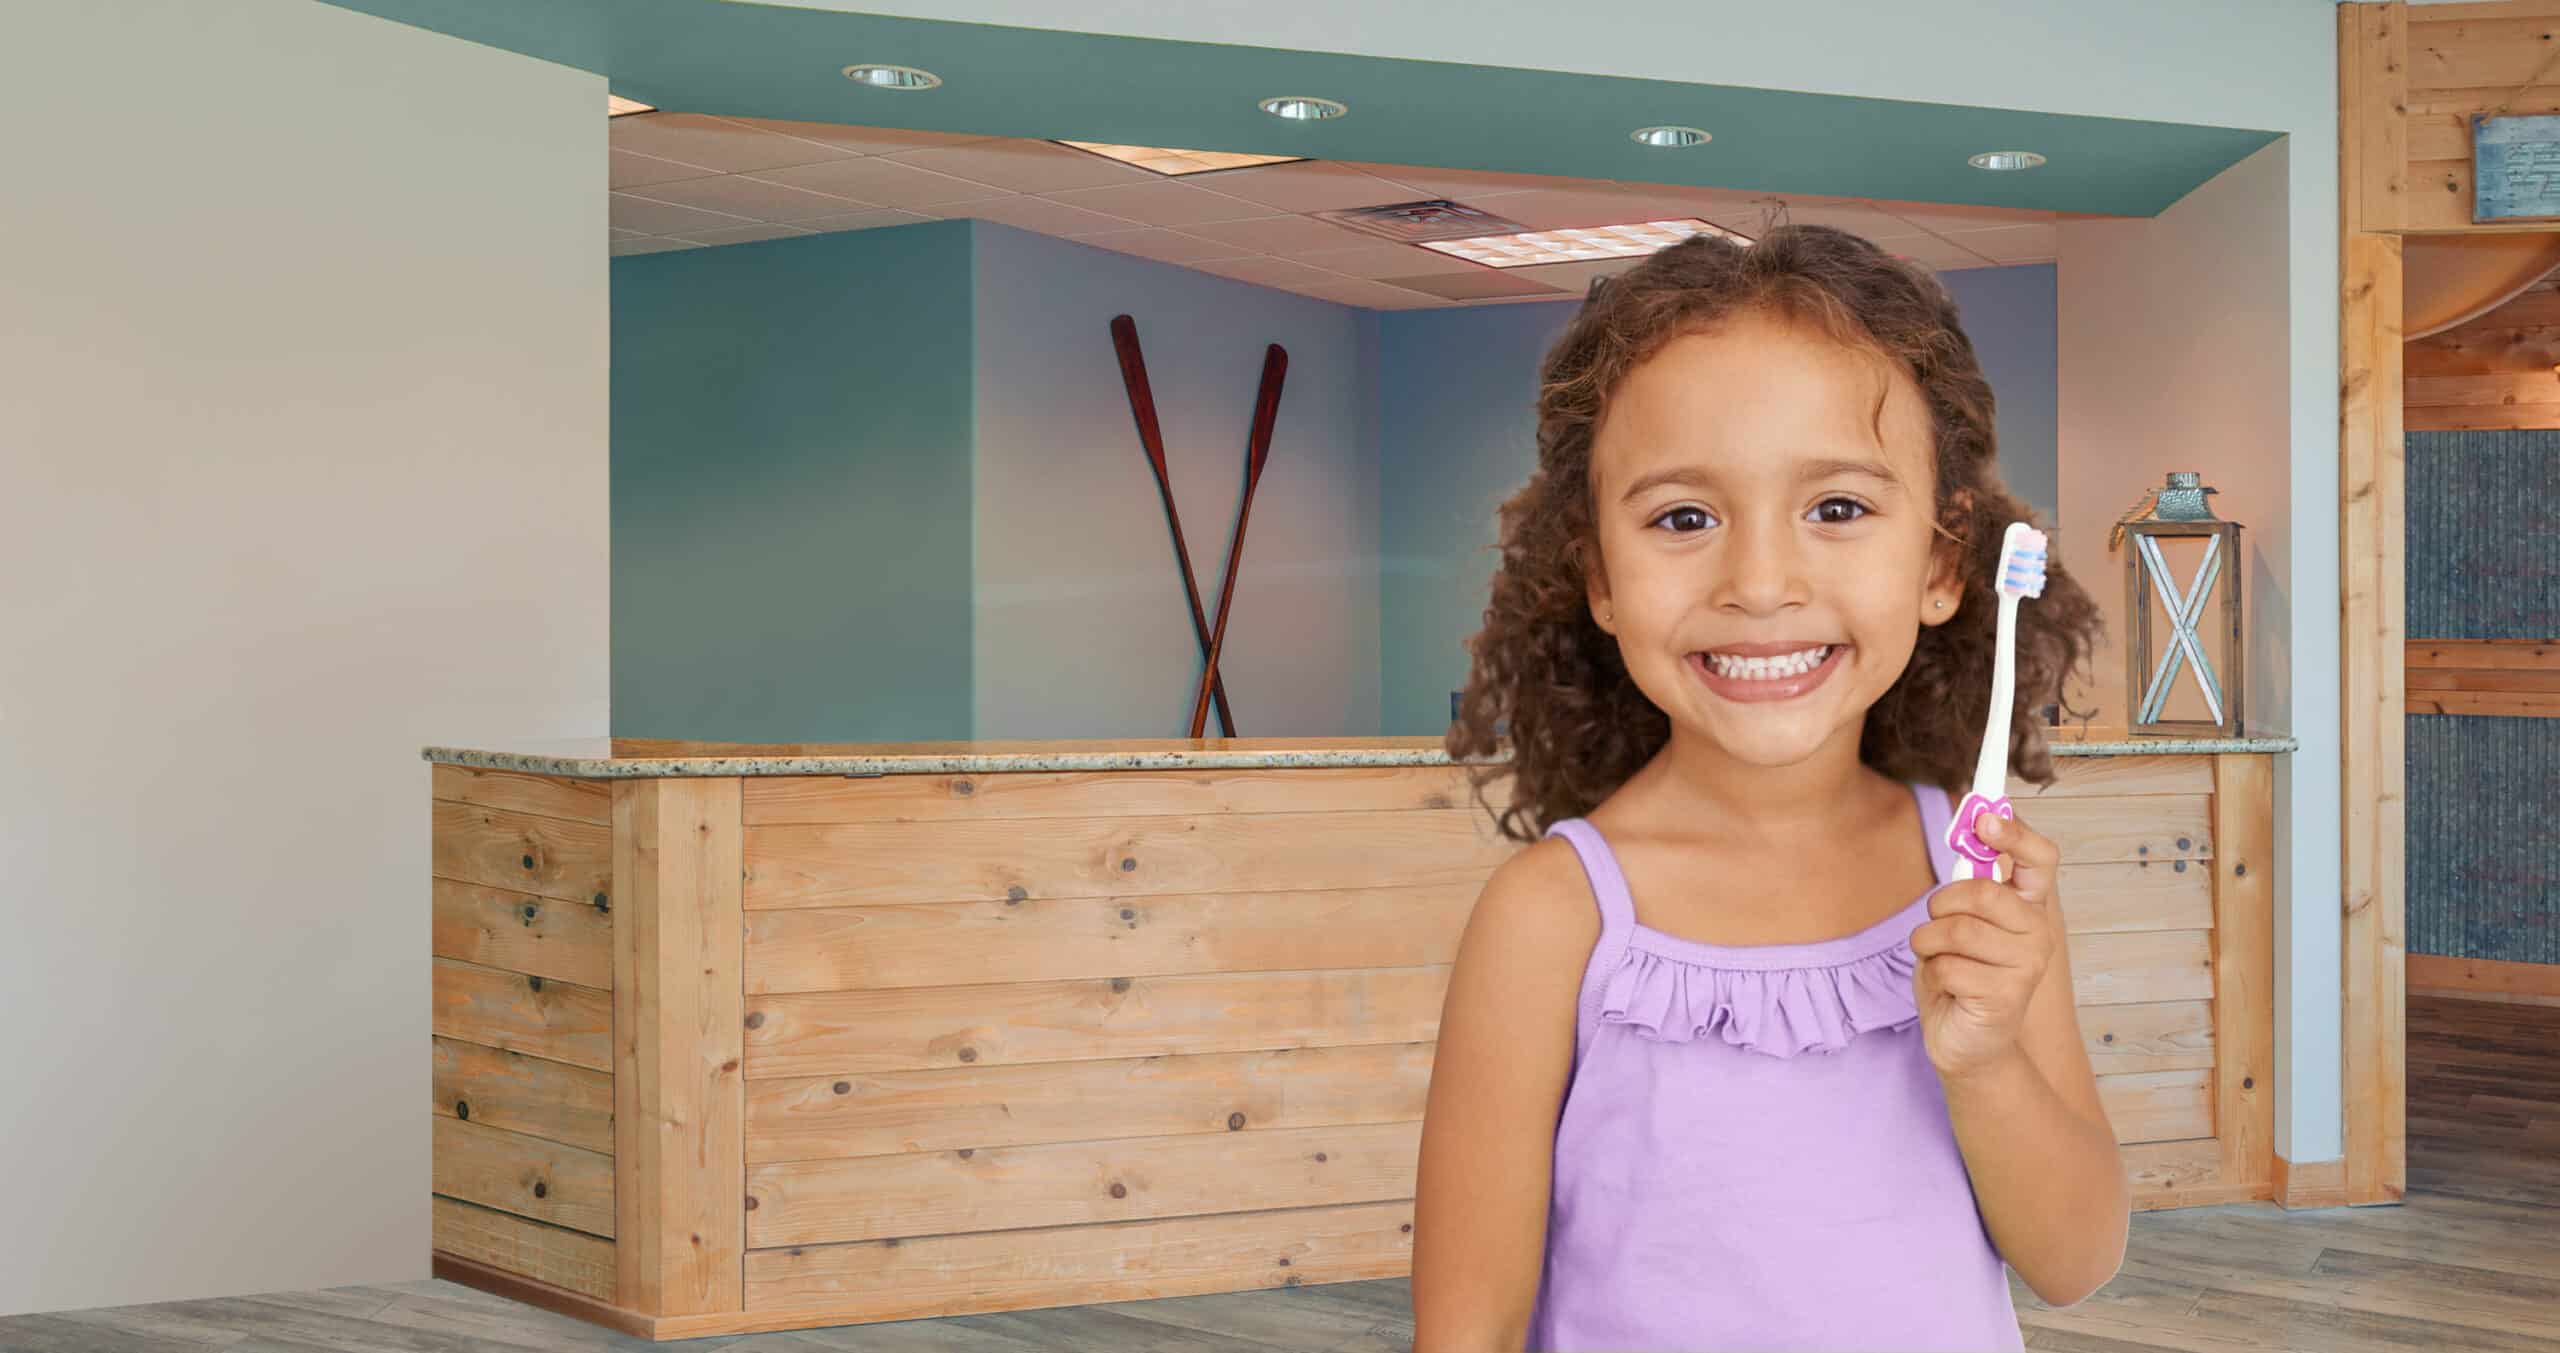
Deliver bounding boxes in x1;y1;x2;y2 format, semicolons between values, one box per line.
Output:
2123;521;2244;738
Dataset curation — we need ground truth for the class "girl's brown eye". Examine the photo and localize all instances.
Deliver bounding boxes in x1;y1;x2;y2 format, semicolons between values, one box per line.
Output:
1811;498;1869;525
1655;506;1713;533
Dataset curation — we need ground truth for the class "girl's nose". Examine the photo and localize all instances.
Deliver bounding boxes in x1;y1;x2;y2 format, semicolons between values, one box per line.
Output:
1712;517;1809;615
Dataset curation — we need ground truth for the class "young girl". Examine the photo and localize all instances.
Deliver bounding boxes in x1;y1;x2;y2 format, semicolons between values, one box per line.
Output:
1413;226;2128;1353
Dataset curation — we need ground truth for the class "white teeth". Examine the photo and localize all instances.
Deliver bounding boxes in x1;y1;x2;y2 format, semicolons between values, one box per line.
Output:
1706;646;1832;680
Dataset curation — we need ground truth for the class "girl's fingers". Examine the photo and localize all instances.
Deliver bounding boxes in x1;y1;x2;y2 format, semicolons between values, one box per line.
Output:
1979;811;2061;903
1910;913;2042;968
1921;953;2011;1000
1926;880;2041;937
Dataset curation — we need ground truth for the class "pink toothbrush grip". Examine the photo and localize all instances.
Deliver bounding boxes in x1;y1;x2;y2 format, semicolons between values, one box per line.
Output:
1947;791;2015;868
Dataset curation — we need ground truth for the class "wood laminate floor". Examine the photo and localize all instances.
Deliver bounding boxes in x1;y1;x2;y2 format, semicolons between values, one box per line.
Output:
5;996;2554;1352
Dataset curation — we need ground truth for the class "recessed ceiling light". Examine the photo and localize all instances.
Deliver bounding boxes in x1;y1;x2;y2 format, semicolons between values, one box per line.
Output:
1969;150;2046;171
1421;218;1753;269
1631;125;1711;148
843;63;941;91
1055;141;1305;176
1259;96;1348;122
607;95;654;117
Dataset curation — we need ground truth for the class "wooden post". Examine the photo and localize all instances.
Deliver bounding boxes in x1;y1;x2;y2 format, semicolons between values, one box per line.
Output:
613;777;747;1317
2209;754;2276;1196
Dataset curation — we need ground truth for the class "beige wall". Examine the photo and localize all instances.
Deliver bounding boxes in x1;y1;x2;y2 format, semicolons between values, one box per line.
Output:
0;0;607;1314
2056;140;2322;1165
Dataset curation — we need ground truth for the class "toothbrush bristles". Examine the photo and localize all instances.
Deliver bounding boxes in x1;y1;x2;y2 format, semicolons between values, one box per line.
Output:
1999;525;2049;598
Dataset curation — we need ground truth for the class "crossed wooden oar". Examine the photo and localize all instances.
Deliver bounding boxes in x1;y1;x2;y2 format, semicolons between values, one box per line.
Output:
1108;314;1288;739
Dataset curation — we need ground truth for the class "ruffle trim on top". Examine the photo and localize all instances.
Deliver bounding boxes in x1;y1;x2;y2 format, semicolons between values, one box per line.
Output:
1596;936;1922;1059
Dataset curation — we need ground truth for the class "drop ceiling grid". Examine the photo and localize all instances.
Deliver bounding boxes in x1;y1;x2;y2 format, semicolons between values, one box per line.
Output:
607;112;2061;309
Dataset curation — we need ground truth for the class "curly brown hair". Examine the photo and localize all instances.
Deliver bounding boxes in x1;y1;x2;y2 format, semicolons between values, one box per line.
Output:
1447;224;2104;842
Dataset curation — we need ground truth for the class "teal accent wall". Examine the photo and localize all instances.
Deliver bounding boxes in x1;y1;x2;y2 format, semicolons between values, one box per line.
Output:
611;221;976;740
1376;301;1578;736
319;0;2276;218
1940;263;2059;523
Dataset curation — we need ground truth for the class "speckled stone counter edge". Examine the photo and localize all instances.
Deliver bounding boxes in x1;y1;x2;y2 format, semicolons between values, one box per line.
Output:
423;735;2300;780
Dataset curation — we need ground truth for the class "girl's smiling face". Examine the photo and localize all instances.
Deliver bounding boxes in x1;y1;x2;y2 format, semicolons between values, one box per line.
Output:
1586;309;1962;770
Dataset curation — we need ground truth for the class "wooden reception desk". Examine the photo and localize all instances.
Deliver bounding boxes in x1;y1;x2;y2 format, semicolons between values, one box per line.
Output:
421;729;2294;1339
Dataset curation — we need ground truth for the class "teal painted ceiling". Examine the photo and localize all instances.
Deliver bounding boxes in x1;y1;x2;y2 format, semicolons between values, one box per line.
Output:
323;0;2278;217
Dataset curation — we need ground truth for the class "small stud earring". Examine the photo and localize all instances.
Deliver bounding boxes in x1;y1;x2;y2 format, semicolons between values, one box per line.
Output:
1934;599;1946;609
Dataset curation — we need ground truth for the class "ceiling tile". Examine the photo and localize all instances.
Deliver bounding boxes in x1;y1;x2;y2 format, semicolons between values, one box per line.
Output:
1473;189;1664;231
609;191;758;236
1509;257;1641;295
1288;242;1486;279
1291;277;1456;310
951;195;1143;236
1040;179;1272;228
677;223;816;247
1710;196;1924;240
1071;228;1255;265
608;113;848;174
608;226;642;240
720;117;996;158
610;149;716;190
754;156;1013;209
1939;224;2058;264
1338;161;1612;198
1180;214;1378;256
610;236;701;257
624;174;872;222
1198;161;1427;213
889;139;1156;194
1873;234;1998;270
1600;179;1771;217
1865;198;2056;233
1187;256;1351;289
1378;269;1573;302
799;208;940;235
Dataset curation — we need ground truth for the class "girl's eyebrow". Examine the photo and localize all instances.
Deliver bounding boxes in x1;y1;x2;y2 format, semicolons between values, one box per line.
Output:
1616;456;1902;505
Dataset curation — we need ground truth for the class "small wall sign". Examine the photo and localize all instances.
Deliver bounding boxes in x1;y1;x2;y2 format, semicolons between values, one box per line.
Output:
2472;114;2560;223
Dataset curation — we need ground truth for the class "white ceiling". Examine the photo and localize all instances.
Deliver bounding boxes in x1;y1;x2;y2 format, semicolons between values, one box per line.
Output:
608;112;2063;310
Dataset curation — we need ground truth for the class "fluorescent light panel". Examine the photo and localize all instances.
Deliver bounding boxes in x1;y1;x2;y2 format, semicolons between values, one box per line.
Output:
1422;218;1751;269
1056;141;1304;176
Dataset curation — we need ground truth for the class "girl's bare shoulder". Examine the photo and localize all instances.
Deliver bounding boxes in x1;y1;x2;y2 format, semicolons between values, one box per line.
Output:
1459;832;1601;976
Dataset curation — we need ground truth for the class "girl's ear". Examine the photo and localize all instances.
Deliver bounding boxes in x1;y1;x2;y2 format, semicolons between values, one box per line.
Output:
1586;567;1616;635
1923;491;1972;627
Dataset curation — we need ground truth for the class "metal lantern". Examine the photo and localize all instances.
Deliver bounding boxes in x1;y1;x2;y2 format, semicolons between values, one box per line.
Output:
2111;472;2245;739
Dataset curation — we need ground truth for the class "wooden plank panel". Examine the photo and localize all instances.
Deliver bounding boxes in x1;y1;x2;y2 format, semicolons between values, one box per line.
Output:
2407;690;2560;716
743;766;1498;825
613;777;747;1319
2409;21;2560;91
2353;0;2409;233
433;1116;616;1238
2081;1000;2216;1075
2121;1138;2256;1212
2404;372;2560;408
2022;755;2214;798
2406;157;2479;233
2057;861;2215;936
432;764;611;826
743;810;1513;910
2406;667;2560;692
746;1043;1432;1164
431;1196;615;1302
741;1200;1413;1317
745;966;1448;1079
433;1036;614;1156
433;800;613;906
2098;1068;2215;1145
2068;931;2215;1007
2213;754;2277;1191
745;884;1475;995
432;957;612;1073
2406;640;2560;669
2409;953;2560;1000
2405;400;2560;431
747;1121;1421;1247
432;878;613;991
2406;323;2560;378
2017;796;2213;864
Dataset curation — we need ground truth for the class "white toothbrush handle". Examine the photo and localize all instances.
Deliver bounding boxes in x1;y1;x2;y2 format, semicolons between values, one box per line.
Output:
1954;592;2023;886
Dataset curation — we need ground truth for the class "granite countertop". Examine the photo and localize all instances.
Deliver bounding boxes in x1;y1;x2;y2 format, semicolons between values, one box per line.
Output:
423;728;2300;780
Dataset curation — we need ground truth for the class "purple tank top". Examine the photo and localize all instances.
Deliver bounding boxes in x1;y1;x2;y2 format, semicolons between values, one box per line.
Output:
1526;779;2024;1352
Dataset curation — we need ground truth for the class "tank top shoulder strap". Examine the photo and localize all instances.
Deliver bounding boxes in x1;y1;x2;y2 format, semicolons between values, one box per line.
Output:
1543;818;1637;939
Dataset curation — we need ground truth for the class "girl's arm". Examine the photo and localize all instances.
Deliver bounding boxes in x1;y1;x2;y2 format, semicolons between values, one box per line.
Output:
1412;840;1595;1353
1918;813;2132;1307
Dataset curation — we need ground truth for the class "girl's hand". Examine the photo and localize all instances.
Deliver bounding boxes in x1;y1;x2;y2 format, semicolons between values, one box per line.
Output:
1910;809;2065;1084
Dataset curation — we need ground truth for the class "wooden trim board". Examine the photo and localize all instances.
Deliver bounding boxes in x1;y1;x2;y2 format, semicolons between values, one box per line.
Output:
2409;953;2560;1005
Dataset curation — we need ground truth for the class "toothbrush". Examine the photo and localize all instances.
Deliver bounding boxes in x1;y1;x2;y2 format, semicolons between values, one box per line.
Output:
1947;521;2049;884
